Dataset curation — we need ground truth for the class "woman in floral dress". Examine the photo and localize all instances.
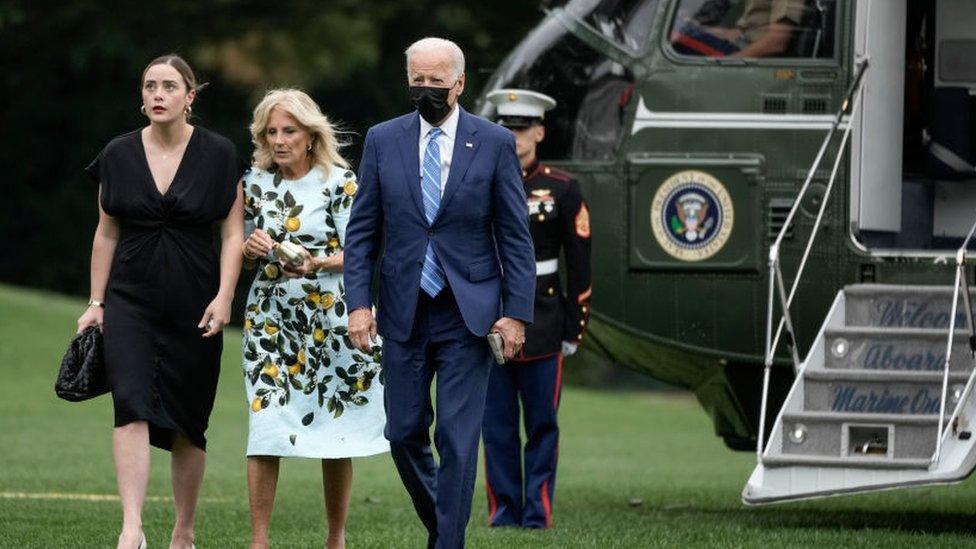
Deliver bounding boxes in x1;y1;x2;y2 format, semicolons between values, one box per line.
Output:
240;89;386;549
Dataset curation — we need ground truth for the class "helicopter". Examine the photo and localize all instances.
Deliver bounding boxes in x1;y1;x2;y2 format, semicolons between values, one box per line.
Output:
473;0;976;477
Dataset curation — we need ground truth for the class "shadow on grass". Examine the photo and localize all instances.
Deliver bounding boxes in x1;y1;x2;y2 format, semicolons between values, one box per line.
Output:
635;502;976;536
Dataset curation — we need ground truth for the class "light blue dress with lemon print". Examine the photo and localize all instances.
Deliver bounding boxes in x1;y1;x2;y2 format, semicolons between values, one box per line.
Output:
242;165;387;458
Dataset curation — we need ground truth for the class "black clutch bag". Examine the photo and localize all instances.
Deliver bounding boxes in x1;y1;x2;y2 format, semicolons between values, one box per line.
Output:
55;325;109;401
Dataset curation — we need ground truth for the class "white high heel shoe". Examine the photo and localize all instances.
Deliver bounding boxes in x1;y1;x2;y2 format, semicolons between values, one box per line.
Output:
118;533;146;549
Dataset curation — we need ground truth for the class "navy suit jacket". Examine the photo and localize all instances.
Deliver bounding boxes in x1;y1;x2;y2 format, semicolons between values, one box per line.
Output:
344;107;536;342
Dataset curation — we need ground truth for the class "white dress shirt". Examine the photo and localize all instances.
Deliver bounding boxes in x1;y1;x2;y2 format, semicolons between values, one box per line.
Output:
418;105;459;197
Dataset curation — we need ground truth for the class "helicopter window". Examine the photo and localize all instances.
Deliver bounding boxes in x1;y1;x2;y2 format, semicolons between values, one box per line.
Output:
565;0;660;53
477;16;636;160
668;0;836;59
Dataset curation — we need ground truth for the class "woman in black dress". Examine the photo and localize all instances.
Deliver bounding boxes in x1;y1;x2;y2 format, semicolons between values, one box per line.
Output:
77;54;246;549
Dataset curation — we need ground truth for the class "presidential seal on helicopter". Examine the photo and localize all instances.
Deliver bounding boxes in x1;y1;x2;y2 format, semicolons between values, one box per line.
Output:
651;169;734;262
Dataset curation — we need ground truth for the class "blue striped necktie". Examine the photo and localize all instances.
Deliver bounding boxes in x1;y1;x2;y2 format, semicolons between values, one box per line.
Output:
420;127;446;297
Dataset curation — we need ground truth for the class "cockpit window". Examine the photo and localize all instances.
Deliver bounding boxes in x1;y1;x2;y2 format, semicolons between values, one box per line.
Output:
477;15;637;161
566;0;660;53
668;0;836;59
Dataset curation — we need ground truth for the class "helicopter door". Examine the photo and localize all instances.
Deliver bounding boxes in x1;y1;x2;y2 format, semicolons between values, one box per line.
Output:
849;0;906;234
929;0;976;239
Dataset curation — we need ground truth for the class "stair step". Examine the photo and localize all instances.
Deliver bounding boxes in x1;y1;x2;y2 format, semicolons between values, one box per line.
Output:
844;284;958;296
778;411;937;460
844;284;973;328
762;454;931;470
804;369;970;382
782;411;940;425
745;286;976;504
823;327;974;372
803;370;969;414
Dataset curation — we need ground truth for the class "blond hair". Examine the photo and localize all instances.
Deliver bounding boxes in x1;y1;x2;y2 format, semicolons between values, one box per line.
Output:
249;89;349;175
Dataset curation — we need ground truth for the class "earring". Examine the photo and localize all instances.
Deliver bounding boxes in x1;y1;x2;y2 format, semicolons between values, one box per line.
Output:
185;105;193;117
307;144;312;152
140;105;147;115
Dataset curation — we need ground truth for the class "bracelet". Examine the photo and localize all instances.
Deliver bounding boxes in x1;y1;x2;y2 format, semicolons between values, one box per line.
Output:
88;299;105;308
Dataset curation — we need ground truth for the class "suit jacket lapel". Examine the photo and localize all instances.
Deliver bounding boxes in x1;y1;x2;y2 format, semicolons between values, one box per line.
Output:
436;108;480;222
397;113;426;221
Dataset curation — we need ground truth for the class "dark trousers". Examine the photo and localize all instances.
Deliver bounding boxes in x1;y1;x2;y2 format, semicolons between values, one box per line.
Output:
482;354;563;529
382;289;493;549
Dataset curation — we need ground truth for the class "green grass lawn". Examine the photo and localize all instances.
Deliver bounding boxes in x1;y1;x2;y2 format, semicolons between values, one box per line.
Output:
2;283;976;548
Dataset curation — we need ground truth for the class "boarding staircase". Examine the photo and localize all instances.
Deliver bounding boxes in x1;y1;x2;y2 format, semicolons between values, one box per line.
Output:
741;59;976;503
742;285;976;503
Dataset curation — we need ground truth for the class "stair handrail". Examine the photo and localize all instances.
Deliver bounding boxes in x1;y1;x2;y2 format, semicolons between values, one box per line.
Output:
757;58;869;461
934;216;976;464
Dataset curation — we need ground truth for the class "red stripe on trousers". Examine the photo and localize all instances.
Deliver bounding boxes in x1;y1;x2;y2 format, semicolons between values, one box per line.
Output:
542;354;562;529
484;449;498;524
540;479;553;528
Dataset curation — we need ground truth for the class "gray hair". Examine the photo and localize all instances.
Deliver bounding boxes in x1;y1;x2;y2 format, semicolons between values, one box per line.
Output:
405;37;465;81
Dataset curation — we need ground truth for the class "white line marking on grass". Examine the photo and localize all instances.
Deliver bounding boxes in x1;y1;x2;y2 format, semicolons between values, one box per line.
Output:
0;492;233;503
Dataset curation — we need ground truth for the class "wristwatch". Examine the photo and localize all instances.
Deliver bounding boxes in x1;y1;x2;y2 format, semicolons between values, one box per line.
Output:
88;299;105;308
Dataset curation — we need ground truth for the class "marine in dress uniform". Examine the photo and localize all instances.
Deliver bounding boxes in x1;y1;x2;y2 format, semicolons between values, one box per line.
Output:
482;89;592;529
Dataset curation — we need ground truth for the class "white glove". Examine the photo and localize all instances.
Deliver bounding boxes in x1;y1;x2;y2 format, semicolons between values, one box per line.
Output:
561;341;578;357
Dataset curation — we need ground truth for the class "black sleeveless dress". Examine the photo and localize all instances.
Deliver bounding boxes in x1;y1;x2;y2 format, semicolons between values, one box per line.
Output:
86;127;246;451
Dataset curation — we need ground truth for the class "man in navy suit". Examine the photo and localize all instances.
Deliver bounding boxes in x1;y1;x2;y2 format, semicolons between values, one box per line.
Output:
344;37;536;549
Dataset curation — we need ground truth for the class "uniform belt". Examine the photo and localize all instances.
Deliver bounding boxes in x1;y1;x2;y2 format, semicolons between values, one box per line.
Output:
536;258;558;276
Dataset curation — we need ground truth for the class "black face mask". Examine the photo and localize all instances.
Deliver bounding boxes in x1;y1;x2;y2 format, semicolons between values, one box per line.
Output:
410;85;454;125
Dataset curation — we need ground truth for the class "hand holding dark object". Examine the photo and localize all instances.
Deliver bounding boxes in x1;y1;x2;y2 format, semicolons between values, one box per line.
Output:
56;325;109;401
487;332;506;364
349;308;378;353
77;304;104;334
491;317;525;360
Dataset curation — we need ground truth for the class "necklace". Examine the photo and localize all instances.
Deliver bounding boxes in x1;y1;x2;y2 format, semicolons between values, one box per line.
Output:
148;126;191;160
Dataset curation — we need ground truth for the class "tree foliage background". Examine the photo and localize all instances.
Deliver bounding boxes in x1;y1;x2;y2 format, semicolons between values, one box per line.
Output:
0;0;540;296
0;1;662;389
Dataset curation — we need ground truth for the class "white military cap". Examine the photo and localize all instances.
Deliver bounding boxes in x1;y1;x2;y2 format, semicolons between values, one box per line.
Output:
486;88;557;128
